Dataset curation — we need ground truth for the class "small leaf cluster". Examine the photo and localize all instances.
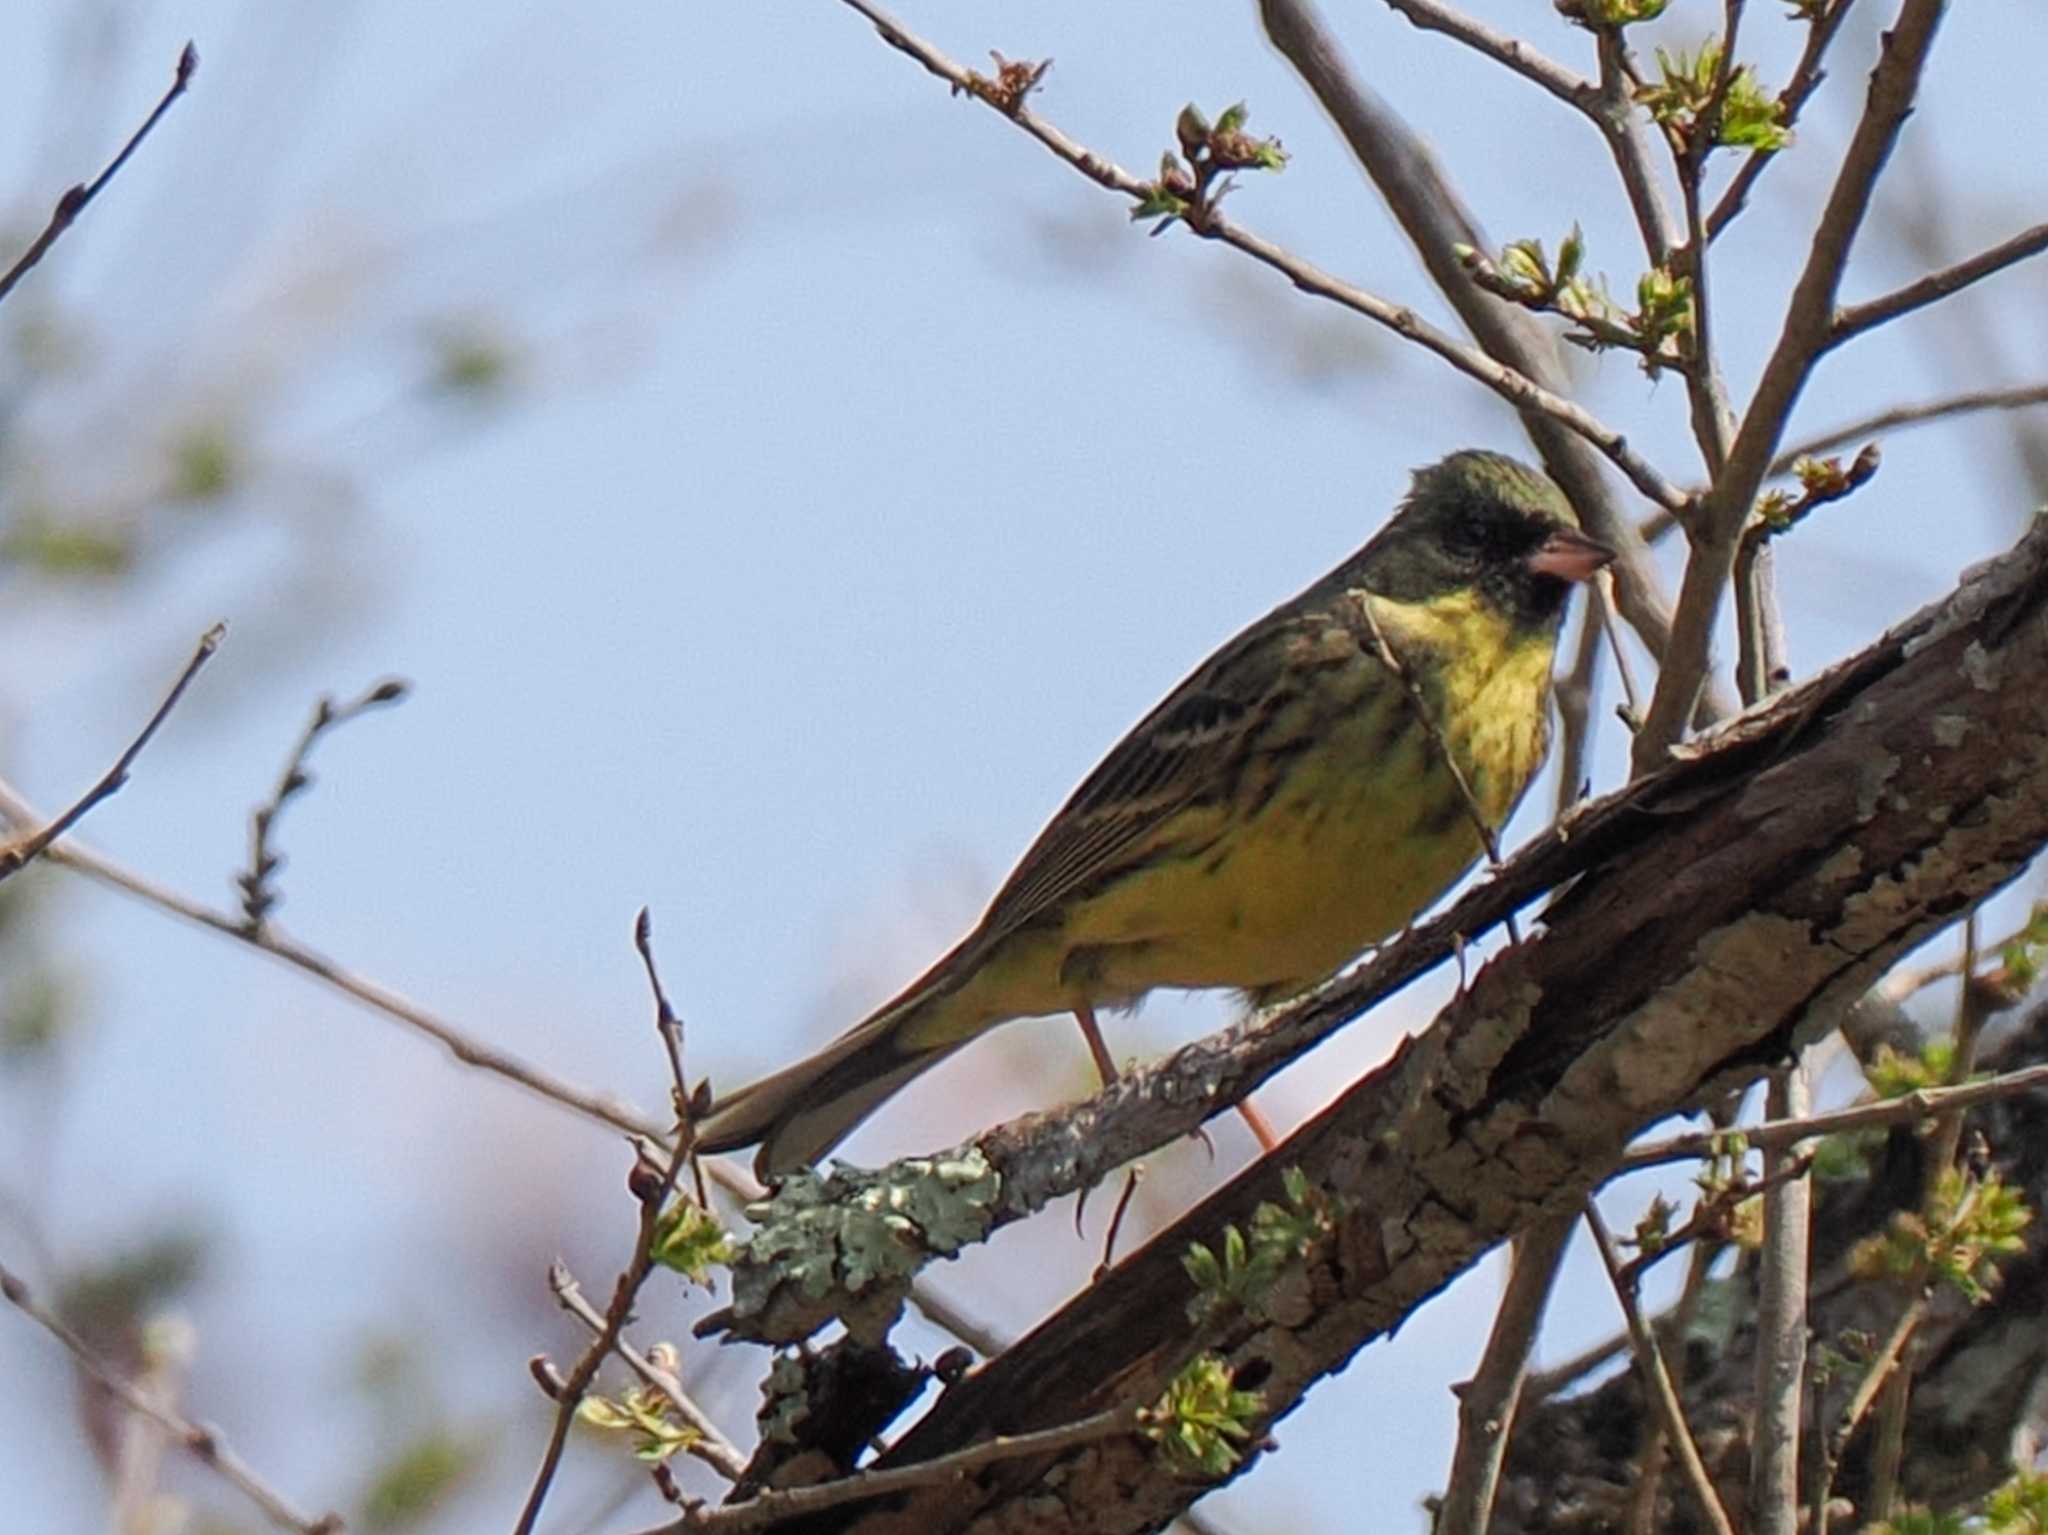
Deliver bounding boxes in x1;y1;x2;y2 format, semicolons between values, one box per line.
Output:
1133;101;1287;232
1140;1354;1263;1477
1458;231;1694;376
1182;1167;1332;1319
578;1379;701;1464
1865;1039;1958;1100
1752;444;1883;536
1558;0;1670;26
648;1199;733;1285
1853;1165;2031;1305
1635;38;1791;153
1991;901;2048;998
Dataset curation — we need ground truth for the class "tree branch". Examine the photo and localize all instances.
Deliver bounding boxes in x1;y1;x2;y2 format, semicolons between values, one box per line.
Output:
0;42;199;307
0;623;223;883
0;1255;342;1534
1586;1202;1738;1535
1828;221;2048;347
1259;0;1706;700
1432;1216;1574;1535
700;510;2048;1533
1633;0;1950;768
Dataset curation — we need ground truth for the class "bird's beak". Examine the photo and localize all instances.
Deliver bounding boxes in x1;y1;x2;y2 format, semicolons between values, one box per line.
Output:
1527;526;1615;584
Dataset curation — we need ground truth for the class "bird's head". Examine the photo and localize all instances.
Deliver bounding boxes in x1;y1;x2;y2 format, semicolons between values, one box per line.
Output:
1356;449;1614;633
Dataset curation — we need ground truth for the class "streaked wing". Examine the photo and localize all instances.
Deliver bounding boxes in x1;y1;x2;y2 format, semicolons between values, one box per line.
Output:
973;605;1334;946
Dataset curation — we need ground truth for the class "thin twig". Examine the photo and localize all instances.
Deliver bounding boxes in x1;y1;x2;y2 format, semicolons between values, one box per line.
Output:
1632;0;1950;770
634;1408;1138;1535
1379;0;1596;114
240;679;409;931
0;771;669;1141
0;42;199;307
1592;26;1683;264
550;1265;749;1482
1813;1289;1930;1535
1772;382;2048;472
0;623;224;883
1748;1062;1813;1535
1359;599;1520;943
1585;1202;1739;1535
1552;603;1603;822
1621;1059;2048;1169
0;1255;342;1534
514;918;715;1535
835;0;1688;516
1829;222;2048;347
1432;1216;1573;1535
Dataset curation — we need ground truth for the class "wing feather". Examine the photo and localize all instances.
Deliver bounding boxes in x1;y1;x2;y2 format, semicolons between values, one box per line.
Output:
973;605;1341;944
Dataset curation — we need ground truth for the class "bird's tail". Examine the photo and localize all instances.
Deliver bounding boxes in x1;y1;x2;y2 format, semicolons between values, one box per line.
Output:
694;954;980;1180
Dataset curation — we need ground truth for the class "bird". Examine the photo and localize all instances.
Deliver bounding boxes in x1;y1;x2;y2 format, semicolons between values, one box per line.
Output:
696;450;1613;1179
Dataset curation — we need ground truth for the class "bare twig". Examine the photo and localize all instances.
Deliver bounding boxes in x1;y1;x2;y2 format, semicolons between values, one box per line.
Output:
1621;1060;2048;1169
1748;1062;1813;1535
0;623;224;883
0;1255;342;1534
1379;0;1596;116
240;679;409;931
1813;1289;1930;1535
1772;382;2048;472
1591;26;1683;264
633;1408;1138;1535
1829;222;2048;347
1632;0;1950;769
0;771;669;1140
550;1265;749;1482
1585;1202;1739;1535
833;0;1689;520
0;42;199;307
1433;1217;1573;1535
1552;604;1603;821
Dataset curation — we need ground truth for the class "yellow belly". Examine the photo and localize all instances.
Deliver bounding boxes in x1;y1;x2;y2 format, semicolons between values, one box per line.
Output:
903;592;1556;1048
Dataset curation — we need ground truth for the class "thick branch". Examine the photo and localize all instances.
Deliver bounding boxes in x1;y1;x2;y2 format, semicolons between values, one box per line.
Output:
802;510;2048;1534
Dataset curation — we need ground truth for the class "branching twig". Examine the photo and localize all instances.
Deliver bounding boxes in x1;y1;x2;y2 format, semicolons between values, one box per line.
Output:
1621;1060;2048;1169
1829;222;2048;347
0;623;224;883
514;920;715;1535
834;0;1688;516
1432;1216;1573;1535
0;1255;342;1534
240;679;409;931
1633;0;1950;769
1707;0;1859;239
550;1265;748;1482
634;1408;1138;1535
1585;1201;1739;1535
0;42;199;307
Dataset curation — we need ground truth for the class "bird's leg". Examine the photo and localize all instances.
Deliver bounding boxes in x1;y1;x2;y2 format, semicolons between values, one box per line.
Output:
1074;1002;1282;1153
1073;1001;1120;1084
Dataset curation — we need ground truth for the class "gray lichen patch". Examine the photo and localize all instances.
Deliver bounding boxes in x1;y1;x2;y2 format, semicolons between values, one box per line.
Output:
724;1150;1003;1346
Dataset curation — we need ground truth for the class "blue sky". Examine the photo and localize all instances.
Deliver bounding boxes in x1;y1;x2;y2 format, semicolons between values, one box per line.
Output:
3;0;2045;1529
